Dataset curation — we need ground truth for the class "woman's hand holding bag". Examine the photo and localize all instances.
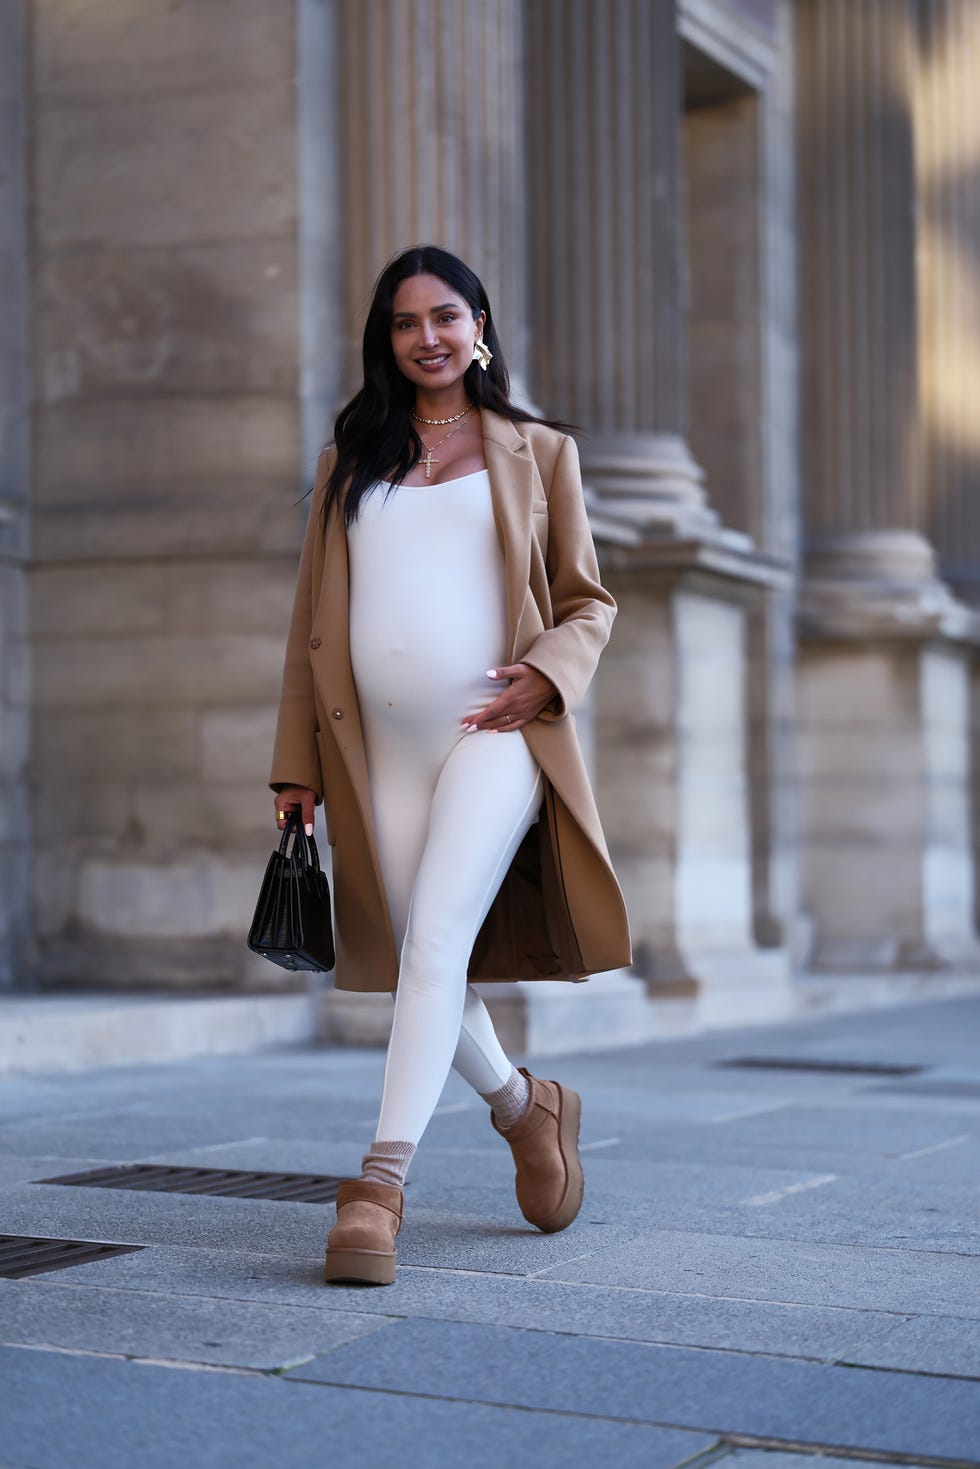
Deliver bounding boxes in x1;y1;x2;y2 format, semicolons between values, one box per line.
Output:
247;809;334;973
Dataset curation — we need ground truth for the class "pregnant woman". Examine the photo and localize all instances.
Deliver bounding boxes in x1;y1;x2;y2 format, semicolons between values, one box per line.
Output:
269;245;631;1285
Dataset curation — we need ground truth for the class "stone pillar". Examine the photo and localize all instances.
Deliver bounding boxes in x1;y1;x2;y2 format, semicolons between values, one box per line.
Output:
525;0;722;535
0;0;31;990
796;0;980;971
916;0;980;600
28;0;339;989
335;0;528;395
519;0;793;1022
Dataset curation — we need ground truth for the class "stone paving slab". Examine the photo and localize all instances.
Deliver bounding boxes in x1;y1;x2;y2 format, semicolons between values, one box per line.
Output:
841;1312;980;1380
678;1101;979;1156
716;1451;941;1469
0;1342;715;1469
288;1316;980;1462
535;1227;980;1317
0;1276;393;1369
49;1242;909;1361
0;1176;634;1273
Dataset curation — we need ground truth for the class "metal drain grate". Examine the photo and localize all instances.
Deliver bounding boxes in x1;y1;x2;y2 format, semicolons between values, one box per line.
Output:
715;1057;925;1077
32;1164;346;1203
0;1234;145;1279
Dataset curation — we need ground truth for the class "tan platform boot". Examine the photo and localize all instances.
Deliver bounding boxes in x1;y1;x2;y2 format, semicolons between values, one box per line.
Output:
491;1067;584;1233
324;1178;403;1285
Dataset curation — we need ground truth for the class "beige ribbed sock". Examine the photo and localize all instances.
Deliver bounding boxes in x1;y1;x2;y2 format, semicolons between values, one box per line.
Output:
481;1065;532;1131
359;1138;416;1188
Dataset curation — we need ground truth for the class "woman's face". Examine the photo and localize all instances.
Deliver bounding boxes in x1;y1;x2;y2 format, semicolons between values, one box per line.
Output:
390;273;485;394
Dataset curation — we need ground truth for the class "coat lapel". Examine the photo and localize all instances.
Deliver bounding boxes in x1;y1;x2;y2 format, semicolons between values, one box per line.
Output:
481;408;536;661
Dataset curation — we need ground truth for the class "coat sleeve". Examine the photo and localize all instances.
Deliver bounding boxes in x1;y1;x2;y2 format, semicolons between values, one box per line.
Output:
518;434;617;720
268;456;332;801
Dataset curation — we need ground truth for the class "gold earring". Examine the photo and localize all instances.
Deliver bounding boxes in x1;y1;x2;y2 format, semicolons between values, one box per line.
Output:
472;340;492;371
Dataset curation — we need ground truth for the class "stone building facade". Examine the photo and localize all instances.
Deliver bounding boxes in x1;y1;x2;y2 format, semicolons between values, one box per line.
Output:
2;0;979;1045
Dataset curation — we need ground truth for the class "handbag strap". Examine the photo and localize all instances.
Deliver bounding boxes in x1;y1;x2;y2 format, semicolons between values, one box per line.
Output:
279;810;322;873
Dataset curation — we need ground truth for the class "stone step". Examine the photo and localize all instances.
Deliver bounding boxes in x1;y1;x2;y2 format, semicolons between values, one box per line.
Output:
0;991;320;1076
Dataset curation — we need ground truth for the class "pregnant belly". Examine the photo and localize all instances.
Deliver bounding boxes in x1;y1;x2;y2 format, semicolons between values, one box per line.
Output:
350;614;507;726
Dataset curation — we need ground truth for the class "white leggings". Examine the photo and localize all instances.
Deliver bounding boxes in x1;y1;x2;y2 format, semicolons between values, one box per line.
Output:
369;728;544;1145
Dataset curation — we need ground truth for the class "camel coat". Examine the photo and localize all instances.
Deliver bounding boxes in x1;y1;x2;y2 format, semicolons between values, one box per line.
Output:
269;407;632;991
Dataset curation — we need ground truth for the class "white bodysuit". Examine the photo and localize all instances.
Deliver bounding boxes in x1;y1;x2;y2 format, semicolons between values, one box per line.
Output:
347;470;544;1143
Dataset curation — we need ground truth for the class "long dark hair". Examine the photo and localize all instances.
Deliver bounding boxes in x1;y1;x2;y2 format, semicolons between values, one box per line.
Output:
324;245;569;527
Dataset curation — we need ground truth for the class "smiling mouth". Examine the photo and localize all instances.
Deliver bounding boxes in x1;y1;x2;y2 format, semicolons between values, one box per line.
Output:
416;354;449;367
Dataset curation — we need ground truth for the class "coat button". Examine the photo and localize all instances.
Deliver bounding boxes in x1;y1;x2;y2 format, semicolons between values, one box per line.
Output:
309;636;321;649
331;707;344;720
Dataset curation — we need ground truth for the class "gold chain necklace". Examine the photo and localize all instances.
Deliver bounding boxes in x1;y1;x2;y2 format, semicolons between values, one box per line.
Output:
416;403;476;479
411;401;474;426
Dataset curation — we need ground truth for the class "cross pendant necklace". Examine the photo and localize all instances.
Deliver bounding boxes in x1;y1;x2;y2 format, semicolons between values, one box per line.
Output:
416;402;476;478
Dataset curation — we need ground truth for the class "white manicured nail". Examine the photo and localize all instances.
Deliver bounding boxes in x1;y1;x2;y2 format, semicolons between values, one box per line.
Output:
305;823;313;836
486;669;498;678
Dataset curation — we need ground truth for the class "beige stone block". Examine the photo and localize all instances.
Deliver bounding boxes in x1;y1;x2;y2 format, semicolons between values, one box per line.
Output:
32;708;200;784
33;0;295;103
596;742;677;848
797;648;920;727
33;503;307;564
32;632;287;708
32;847;79;937
36;84;298;250
800;778;927;845
35;240;299;404
31;562;294;638
132;783;279;853
615;854;677;932
78;853;259;939
796;727;923;782
804;841;923;941
32;780;137;845
594;651;675;729
200;706;279;786
35;397;302;497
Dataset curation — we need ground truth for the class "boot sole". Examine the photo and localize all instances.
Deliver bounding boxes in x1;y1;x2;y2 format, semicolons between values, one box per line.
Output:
324;1248;396;1286
534;1084;584;1234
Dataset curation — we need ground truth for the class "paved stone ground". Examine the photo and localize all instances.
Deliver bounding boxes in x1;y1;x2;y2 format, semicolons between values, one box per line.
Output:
0;993;978;1469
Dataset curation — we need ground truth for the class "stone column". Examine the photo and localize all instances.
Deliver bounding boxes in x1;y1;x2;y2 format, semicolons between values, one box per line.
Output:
795;0;980;972
335;0;528;396
916;0;980;599
525;0;721;536
0;0;31;990
519;0;794;1025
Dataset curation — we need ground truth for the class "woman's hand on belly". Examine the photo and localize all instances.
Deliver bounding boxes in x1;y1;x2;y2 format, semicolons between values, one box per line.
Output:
460;663;560;734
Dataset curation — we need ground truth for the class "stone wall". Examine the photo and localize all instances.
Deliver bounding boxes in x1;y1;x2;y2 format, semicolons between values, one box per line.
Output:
27;0;322;988
0;0;31;990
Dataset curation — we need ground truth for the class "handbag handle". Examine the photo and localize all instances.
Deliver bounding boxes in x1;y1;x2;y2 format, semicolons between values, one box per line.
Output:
278;809;322;874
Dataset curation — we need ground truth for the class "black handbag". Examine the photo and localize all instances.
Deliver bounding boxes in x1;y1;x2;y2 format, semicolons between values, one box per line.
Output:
247;811;335;973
